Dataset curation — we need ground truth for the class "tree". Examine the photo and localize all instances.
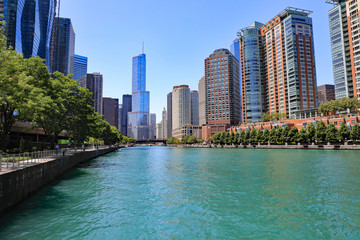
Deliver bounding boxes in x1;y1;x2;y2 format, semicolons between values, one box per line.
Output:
288;126;298;144
240;130;246;144
65;88;99;144
326;123;338;143
338;122;350;142
315;121;327;143
256;129;263;144
262;129;270;143
276;127;284;144
262;113;270;122
269;128;277;144
282;126;290;143
351;123;360;143
244;130;251;144
307;123;316;143
235;132;240;145
250;129;257;143
297;129;308;144
168;137;179;144
0;29;49;151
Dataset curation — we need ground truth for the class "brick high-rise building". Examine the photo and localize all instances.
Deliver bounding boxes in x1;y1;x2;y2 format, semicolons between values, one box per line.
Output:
202;49;241;139
205;49;241;126
102;97;119;128
318;84;335;104
237;8;318;123
80;73;103;115
327;0;360;99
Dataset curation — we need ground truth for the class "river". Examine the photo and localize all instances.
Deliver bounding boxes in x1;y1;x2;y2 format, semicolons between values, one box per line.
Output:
0;147;359;239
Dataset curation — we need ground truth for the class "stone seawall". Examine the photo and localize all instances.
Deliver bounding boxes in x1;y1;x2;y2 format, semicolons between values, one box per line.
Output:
0;148;116;215
172;144;360;150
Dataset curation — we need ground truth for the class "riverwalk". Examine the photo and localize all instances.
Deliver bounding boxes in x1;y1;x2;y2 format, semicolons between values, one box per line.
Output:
0;146;117;215
173;143;360;150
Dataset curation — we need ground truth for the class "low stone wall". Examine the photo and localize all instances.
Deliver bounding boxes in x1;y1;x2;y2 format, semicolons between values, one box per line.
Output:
0;148;115;215
174;144;360;150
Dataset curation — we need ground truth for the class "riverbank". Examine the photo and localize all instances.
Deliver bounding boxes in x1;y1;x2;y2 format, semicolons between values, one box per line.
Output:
0;147;117;215
170;143;360;150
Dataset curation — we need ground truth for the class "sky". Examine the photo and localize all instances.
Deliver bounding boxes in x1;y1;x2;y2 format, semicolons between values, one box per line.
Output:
61;0;335;121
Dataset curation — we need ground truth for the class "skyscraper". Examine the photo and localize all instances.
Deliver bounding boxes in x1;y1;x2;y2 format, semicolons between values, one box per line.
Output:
128;53;150;140
328;0;360;99
238;8;318;122
73;54;88;83
80;73;103;115
102;97;119;128
205;49;241;126
167;92;172;138
156;108;167;140
318;84;335;105
118;104;122;132
238;21;266;123
202;49;241;140
191;90;199;126
51;17;75;76
172;85;191;138
149;113;156;140
198;76;206;126
121;95;132;136
1;0;55;67
230;38;242;122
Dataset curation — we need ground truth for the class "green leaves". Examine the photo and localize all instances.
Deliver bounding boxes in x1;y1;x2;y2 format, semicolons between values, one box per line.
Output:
318;98;360;115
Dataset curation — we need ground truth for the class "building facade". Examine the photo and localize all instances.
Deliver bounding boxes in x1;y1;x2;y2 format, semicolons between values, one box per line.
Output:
167;92;172;138
128;53;150;140
238;21;266;123
149;113;156;140
102;97;119;129
191;90;199;126
238;8;318;123
73;54;88;83
318;84;336;104
328;0;360;99
204;49;241;130
198;76;206;126
118;104;122;132
156;108;167;140
80;73;103;115
121;94;132;136
172;85;191;138
1;0;55;68
50;17;75;76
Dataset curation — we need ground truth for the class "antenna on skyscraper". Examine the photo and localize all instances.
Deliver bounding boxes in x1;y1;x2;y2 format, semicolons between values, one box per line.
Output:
142;41;144;54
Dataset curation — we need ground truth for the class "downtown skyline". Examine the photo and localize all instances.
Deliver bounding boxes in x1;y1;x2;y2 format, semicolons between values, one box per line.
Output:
59;0;335;119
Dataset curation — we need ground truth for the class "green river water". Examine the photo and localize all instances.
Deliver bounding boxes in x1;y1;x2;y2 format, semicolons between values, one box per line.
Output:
0;147;359;239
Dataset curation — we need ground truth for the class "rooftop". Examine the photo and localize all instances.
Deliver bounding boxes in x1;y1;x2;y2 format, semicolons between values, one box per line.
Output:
279;7;313;18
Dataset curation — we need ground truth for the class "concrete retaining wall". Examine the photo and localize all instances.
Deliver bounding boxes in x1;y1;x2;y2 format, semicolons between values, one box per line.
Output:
0;148;115;215
173;144;360;150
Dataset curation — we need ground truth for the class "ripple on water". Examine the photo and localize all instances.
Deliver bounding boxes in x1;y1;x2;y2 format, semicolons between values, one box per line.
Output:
0;147;359;239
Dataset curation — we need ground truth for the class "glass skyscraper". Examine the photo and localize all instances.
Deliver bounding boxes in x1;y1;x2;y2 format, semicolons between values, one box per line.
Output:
73;54;88;83
128;53;150;140
191;90;199;126
50;17;75;76
121;95;132;136
1;0;55;67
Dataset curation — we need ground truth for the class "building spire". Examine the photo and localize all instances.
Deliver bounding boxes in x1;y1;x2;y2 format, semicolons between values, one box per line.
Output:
142;41;144;54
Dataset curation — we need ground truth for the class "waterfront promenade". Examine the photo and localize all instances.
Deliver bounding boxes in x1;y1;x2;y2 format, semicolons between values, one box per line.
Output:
0;146;116;215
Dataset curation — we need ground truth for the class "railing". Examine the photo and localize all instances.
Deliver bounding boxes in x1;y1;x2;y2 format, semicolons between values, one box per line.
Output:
0;145;112;172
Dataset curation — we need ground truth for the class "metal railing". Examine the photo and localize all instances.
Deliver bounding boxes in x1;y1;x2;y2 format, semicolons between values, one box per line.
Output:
0;145;112;172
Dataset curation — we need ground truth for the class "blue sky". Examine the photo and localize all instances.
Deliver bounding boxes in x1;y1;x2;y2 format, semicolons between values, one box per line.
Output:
61;0;334;121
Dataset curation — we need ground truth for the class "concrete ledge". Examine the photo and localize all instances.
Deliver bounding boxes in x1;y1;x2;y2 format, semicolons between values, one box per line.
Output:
171;144;360;150
0;148;116;215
